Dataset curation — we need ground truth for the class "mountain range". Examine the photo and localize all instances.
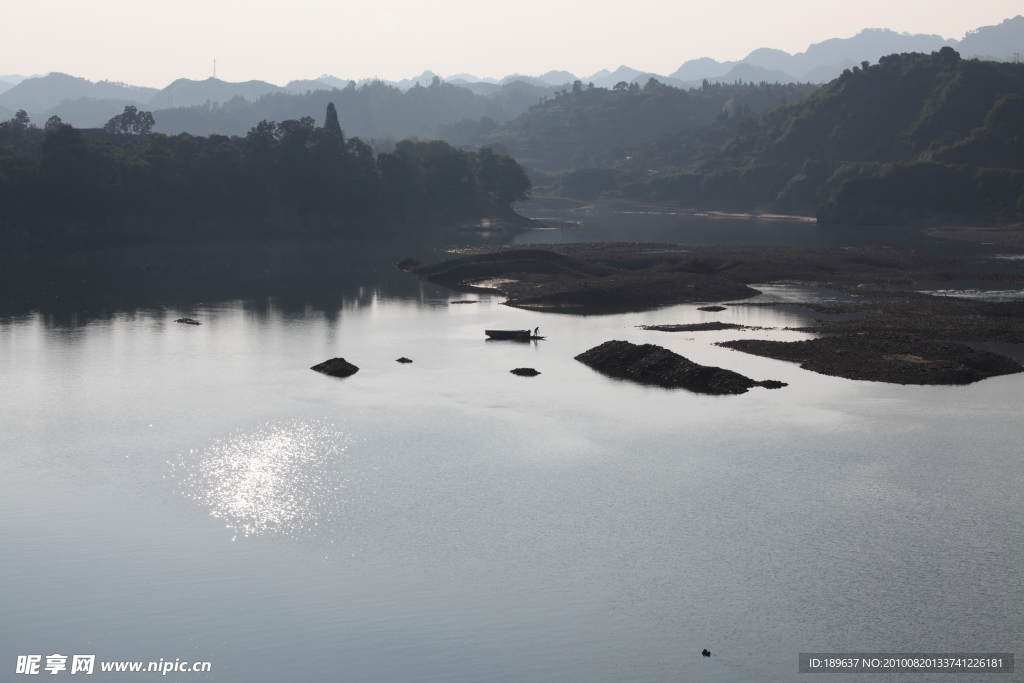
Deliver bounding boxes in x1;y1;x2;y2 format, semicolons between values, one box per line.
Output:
1;15;1020;130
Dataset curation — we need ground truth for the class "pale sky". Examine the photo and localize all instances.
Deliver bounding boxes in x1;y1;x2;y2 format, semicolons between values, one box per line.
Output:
2;0;1020;87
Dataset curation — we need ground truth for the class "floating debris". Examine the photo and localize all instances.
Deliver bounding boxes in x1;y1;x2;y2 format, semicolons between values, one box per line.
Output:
510;367;541;376
175;318;201;325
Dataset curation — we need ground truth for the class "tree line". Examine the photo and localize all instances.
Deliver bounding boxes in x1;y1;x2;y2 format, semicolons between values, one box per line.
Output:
0;103;531;250
553;50;1024;224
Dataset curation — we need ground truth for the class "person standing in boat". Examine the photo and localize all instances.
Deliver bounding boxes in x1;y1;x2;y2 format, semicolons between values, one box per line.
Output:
534;327;539;337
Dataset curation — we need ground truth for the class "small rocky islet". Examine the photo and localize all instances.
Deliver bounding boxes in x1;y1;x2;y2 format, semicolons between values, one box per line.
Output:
311;357;359;377
575;340;786;394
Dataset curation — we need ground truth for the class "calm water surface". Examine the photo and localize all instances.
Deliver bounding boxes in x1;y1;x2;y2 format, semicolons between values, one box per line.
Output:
2;214;1022;682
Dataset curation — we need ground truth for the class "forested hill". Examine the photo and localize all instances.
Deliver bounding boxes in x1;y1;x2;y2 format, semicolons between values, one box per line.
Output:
717;49;1024;166
0;105;532;252
461;80;819;170
151;79;557;140
615;50;1024;225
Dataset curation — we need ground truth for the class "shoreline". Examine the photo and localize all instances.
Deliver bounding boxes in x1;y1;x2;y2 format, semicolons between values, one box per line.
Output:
397;242;1024;385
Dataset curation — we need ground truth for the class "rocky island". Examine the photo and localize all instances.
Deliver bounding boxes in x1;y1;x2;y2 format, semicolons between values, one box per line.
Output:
575;340;786;394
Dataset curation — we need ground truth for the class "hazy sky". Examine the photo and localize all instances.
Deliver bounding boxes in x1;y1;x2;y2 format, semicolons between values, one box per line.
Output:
2;0;1020;87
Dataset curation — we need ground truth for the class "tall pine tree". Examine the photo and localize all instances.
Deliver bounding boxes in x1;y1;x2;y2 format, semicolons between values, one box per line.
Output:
323;102;343;143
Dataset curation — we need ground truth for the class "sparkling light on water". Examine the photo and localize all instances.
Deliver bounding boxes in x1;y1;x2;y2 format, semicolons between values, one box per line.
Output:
174;420;354;538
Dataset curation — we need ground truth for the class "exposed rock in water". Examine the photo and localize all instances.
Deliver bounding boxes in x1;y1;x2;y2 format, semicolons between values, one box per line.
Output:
575;340;785;394
510;367;541;376
310;358;360;377
719;334;1023;385
449;300;478;304
641;322;753;332
175;317;200;325
396;357;413;363
698;306;727;312
398;243;963;310
395;257;422;271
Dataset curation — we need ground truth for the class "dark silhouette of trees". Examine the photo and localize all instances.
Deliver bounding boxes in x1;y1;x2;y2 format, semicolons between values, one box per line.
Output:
104;105;155;135
477;147;531;207
0;103;533;249
323;101;343;141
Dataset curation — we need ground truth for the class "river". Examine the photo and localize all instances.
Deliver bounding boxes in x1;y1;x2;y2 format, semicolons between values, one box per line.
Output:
2;212;1022;682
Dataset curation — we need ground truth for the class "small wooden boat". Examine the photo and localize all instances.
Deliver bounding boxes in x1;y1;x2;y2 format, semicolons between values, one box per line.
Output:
485;329;531;339
485;329;546;340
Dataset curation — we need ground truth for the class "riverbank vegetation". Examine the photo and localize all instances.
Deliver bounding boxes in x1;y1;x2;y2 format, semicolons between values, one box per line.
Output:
0;104;531;251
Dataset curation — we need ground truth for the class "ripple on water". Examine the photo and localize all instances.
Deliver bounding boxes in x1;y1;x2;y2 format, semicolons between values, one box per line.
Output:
173;420;355;538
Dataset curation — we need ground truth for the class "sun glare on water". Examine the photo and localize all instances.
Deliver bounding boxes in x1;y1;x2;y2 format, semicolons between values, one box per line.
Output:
174;421;355;539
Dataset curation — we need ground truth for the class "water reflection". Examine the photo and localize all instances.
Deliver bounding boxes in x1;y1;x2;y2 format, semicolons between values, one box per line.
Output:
4;211;1022;329
174;420;356;539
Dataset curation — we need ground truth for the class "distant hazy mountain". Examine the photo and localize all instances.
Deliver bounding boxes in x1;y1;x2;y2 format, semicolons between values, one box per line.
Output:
709;63;797;84
670;58;735;82
284;79;333;94
801;60;859;83
585;66;645;88
664;22;1023;84
315;75;353;89
534;71;577;85
388;70;443;90
147;77;286;108
4;13;1018;131
38;98;147;128
445;80;503;96
148;78;559;139
669;30;951;83
958;15;1024;60
0;73;157;113
486;74;561;89
447;73;500;84
783;28;951;75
